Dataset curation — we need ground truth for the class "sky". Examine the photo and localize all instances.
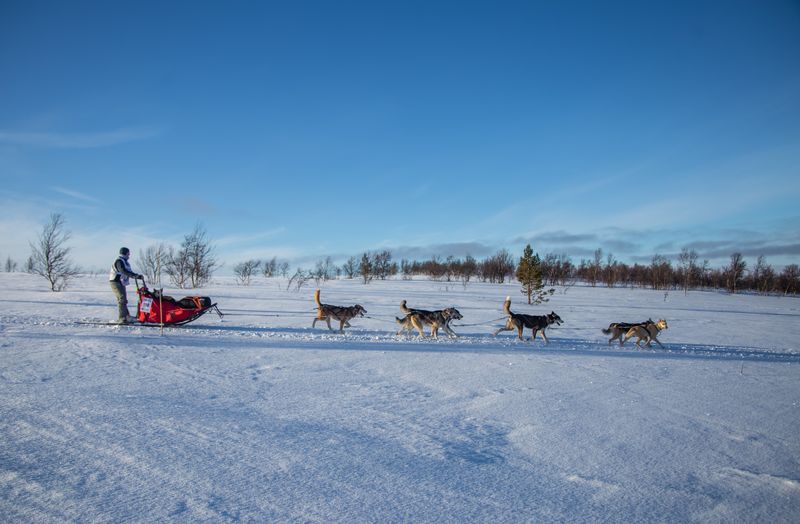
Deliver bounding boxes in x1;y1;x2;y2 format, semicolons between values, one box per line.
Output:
1;0;799;273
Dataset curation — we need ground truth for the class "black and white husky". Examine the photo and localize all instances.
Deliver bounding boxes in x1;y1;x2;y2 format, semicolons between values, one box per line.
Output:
494;296;563;343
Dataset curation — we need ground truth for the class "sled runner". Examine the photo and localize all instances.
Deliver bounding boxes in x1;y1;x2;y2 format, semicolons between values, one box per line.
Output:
135;278;223;326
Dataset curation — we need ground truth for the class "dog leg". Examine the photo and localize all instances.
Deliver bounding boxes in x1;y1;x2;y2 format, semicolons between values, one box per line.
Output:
325;317;334;332
493;326;513;336
411;316;426;338
652;336;664;349
541;330;549;344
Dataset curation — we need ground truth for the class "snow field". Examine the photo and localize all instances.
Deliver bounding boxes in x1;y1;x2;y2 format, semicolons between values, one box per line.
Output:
1;273;799;522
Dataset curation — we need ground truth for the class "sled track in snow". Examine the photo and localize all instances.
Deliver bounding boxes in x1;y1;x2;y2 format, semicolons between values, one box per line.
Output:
3;314;795;364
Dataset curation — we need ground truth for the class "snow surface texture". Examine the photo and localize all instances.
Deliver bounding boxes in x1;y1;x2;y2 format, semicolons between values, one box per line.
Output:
1;273;799;523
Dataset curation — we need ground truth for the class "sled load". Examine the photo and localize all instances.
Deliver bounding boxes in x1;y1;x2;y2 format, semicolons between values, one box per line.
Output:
135;278;223;326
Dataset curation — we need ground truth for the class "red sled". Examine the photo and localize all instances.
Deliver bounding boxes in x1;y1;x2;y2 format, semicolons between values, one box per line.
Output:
135;279;223;326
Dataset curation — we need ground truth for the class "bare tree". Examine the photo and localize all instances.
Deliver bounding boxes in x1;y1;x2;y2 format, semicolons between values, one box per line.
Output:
650;254;671;290
313;256;335;283
780;264;799;295
359;252;373;284
678;248;699;294
341;256;358;279
138;243;169;287
726;252;746;294
279;260;290;278
589;248;603;287
164;244;190;288
751;255;774;294
459;254;478;289
234;259;261;286
371;250;394;280
481;249;515;283
4;256;18;272
602;253;618;288
165;224;219;288
286;268;312;291
261;257;278;278
29;213;80;291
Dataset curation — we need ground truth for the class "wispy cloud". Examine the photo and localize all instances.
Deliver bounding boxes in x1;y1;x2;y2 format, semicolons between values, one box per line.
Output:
50;186;101;204
514;230;598;245
216;228;287;247
177;197;217;217
0;126;163;148
391;242;496;260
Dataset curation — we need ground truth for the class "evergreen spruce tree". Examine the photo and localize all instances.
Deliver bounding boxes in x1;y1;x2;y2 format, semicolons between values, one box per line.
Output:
516;244;554;305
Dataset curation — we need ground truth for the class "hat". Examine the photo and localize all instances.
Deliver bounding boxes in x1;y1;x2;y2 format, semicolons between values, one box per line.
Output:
119;247;130;256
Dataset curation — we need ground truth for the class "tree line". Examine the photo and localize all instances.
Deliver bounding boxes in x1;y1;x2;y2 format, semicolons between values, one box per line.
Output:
236;245;799;297
8;213;800;296
566;248;799;295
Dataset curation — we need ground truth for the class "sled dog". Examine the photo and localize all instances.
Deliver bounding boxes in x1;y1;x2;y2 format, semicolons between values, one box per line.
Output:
602;319;655;346
623;319;668;348
396;300;463;339
313;289;366;333
494;296;563;343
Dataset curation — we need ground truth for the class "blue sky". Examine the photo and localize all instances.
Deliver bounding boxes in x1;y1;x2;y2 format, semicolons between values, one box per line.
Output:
1;0;799;273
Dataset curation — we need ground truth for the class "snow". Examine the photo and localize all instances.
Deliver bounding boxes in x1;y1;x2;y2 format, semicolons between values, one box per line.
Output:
1;273;799;522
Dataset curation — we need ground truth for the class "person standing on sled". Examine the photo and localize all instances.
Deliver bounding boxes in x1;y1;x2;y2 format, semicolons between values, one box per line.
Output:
109;247;143;324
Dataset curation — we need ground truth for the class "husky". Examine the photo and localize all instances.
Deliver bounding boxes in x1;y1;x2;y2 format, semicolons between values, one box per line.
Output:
494;296;563;343
312;289;366;333
396;300;463;339
602;319;655;346
623;319;668;348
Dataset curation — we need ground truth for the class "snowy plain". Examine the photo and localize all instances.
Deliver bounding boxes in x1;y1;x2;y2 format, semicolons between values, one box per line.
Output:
1;272;799;523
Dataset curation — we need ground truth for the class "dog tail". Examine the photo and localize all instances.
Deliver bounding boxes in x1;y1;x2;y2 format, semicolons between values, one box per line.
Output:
400;300;411;314
502;296;511;315
314;289;322;308
602;327;612;335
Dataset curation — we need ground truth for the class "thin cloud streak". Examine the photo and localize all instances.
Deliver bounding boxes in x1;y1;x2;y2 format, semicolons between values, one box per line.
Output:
51;186;101;204
0;126;163;148
215;228;288;247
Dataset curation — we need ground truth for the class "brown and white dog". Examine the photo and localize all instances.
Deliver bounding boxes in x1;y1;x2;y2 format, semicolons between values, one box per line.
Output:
622;319;668;348
396;300;463;339
494;296;563;343
313;289;366;333
602;319;655;346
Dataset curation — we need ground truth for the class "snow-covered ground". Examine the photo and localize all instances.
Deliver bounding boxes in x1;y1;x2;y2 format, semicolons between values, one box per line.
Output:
1;273;799;522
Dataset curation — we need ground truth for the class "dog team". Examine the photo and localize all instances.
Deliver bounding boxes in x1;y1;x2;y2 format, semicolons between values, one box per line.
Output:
313;289;668;348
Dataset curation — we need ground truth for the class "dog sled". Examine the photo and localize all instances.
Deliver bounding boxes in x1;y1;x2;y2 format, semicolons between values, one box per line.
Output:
135;278;223;326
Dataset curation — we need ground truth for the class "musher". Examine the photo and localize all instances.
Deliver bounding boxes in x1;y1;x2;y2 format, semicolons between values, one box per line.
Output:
109;247;143;324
